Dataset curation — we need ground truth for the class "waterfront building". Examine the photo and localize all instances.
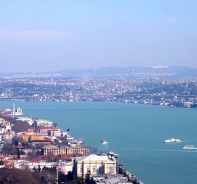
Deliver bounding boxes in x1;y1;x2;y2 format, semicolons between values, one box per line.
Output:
35;119;53;127
73;154;117;179
71;144;90;156
14;117;34;126
48;129;62;137
11;103;23;116
42;144;90;156
42;144;71;155
14;160;73;175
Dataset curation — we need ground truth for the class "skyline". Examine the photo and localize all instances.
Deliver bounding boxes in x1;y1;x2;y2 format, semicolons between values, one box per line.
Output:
1;1;197;73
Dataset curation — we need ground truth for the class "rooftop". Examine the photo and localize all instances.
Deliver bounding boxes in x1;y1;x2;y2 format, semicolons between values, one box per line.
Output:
42;144;59;149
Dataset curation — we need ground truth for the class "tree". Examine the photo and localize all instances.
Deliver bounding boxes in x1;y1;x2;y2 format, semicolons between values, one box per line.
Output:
40;176;47;184
16;148;20;160
67;171;73;181
12;120;29;133
0;160;4;165
71;177;85;184
85;172;91;183
2;144;16;155
0;114;30;133
38;164;41;172
46;152;54;162
0;168;41;184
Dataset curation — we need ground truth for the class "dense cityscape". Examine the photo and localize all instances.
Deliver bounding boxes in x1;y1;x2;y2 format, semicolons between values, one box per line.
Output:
0;76;197;108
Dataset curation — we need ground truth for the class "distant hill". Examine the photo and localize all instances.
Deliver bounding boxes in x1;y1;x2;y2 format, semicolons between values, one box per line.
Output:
0;66;197;79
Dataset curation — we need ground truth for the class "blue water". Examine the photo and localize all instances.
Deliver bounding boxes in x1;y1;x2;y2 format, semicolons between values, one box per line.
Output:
1;101;197;184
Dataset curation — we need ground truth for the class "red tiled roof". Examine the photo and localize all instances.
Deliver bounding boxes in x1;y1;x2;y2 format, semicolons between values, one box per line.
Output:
15;145;23;149
60;154;75;158
30;140;51;142
29;159;40;163
28;128;35;131
5;163;14;167
0;155;6;159
7;158;18;161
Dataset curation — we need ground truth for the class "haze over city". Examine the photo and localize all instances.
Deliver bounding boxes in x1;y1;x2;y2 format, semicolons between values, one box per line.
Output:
1;0;197;73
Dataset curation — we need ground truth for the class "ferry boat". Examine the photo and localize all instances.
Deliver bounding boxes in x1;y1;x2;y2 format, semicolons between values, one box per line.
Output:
165;138;181;143
182;145;197;150
101;139;108;144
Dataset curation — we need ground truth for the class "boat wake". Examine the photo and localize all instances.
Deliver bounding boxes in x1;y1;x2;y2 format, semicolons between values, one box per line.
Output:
156;149;197;153
161;149;183;152
181;140;197;143
182;150;197;152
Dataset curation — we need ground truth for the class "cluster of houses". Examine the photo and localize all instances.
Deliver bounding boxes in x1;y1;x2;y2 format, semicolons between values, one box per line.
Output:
0;105;140;184
0;118;15;145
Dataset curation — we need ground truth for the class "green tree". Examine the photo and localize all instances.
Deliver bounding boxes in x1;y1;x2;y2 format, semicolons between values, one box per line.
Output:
71;177;85;184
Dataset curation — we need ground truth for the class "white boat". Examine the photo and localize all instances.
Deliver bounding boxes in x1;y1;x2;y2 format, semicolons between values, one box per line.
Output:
101;139;108;144
165;138;181;143
182;145;197;150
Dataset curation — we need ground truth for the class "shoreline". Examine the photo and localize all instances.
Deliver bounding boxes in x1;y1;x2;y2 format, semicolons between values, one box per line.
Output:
0;105;142;183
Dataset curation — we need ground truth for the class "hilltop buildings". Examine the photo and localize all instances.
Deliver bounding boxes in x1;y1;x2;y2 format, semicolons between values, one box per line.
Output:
0;77;197;108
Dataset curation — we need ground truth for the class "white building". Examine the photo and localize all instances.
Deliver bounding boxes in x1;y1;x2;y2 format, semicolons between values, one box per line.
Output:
15;117;34;126
14;160;73;175
0;128;5;134
73;154;117;179
11;103;24;116
36;119;53;127
49;130;62;137
0;118;5;124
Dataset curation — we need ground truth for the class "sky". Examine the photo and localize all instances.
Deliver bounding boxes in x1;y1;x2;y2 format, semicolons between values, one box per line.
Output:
0;0;197;73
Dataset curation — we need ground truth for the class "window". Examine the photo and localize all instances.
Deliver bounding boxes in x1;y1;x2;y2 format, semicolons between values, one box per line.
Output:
93;167;96;173
99;167;102;173
109;167;114;173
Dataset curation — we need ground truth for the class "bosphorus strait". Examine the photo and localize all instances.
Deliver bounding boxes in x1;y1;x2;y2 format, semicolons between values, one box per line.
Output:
0;101;197;184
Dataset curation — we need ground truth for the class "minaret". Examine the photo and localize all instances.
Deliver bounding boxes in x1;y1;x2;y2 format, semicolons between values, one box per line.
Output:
13;103;16;115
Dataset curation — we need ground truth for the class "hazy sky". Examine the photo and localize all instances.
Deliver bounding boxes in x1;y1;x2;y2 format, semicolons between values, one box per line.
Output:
0;0;197;73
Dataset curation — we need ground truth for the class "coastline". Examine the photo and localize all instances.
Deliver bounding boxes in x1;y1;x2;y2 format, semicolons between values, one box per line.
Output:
0;104;142;183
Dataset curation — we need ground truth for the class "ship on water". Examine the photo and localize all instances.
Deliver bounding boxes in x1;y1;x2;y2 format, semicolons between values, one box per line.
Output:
165;138;181;143
101;139;109;144
182;145;197;150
